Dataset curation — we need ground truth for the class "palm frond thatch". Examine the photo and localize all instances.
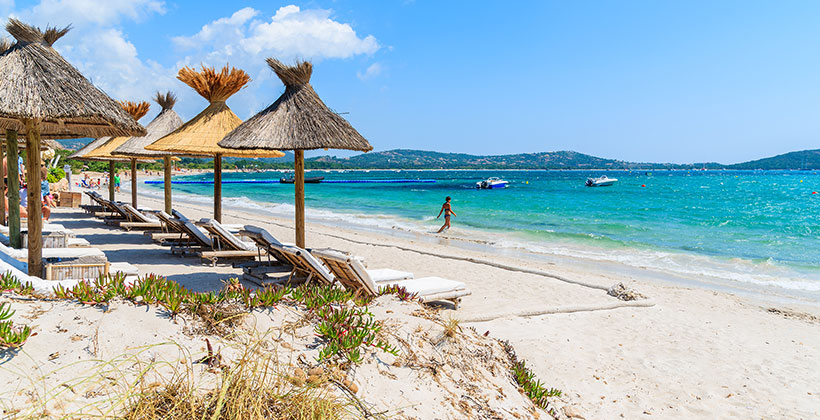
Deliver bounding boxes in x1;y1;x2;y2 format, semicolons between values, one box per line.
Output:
41;25;71;47
112;91;183;158
0;18;146;138
178;65;250;103
155;91;177;110
145;65;284;158
84;100;151;160
218;59;372;152
117;100;150;122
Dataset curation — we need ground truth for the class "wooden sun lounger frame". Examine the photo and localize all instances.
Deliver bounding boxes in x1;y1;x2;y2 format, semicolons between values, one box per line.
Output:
312;248;471;309
239;228;298;285
166;219;260;266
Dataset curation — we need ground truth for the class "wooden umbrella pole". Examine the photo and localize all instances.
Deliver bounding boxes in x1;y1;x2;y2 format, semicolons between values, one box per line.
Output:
214;153;222;223
130;159;137;207
24;119;42;277
163;156;172;214
108;161;115;201
295;150;305;248
5;130;20;247
0;142;6;225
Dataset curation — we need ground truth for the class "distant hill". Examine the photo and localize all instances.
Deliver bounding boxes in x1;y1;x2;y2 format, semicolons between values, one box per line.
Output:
307;149;717;170
59;137;820;170
728;149;820;170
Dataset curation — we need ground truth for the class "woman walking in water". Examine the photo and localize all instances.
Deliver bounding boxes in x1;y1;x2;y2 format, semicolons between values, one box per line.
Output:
436;196;456;233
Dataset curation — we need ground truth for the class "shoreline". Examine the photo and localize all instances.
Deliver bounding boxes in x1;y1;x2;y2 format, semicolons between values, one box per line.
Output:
130;172;820;307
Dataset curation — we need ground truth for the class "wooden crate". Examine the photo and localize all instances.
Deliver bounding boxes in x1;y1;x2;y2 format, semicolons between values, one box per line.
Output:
59;191;83;208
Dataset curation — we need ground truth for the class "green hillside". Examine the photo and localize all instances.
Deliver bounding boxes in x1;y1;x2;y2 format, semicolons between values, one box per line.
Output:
728;149;820;170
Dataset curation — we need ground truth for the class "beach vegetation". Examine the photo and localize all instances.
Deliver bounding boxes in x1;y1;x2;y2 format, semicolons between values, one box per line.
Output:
5;272;406;364
314;304;398;363
0;302;31;348
501;340;561;410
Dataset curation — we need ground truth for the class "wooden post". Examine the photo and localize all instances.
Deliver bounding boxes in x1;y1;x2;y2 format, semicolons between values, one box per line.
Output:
130;159;137;207
24;119;42;277
6;130;20;248
163;156;172;214
294;150;305;248
214;153;222;223
108;161;115;202
0;143;6;226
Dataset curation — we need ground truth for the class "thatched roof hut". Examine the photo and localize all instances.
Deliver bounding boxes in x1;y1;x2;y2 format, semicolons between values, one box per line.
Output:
112;92;183;159
219;59;372;152
0;18;145;277
218;59;372;247
83;101;151;160
0;19;146;138
146;65;284;221
145;65;283;158
111;92;184;211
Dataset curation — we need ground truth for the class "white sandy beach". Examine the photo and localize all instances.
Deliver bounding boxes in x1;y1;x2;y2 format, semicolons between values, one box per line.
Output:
2;182;819;419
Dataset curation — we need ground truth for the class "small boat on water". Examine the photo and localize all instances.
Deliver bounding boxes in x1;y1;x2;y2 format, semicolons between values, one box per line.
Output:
585;175;617;187
280;176;325;184
476;177;509;189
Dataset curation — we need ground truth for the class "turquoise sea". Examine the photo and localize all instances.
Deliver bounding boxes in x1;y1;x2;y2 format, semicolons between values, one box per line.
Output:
145;169;820;302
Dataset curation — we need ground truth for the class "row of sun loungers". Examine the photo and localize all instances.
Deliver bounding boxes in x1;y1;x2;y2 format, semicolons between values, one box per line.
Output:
77;191;471;308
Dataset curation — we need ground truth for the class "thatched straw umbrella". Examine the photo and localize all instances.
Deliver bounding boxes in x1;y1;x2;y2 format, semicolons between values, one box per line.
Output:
146;65;284;222
111;92;183;213
82;101;151;205
219;59;372;247
0;19;145;276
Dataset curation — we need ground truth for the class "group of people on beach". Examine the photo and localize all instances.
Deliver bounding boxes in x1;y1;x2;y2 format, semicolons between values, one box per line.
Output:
2;156;53;221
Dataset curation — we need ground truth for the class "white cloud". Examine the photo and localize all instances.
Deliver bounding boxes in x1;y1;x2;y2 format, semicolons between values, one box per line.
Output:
357;62;383;80
26;0;165;25
63;29;176;100
174;5;380;62
242;6;379;59
172;7;258;50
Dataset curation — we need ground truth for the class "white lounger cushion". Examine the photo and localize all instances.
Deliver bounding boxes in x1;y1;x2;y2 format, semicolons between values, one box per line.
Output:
199;219;255;251
384;277;468;295
122;204;160;223
0;242;105;261
0;259;80;295
67;237;91;247
182;221;213;248
364;268;414;283
109;262;139;277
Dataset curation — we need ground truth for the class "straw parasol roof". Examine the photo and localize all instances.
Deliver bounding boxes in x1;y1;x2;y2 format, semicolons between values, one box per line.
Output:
0;19;146;139
145;65;284;158
218;59;372;247
218;59;372;152
83;101;150;160
112;92;183;158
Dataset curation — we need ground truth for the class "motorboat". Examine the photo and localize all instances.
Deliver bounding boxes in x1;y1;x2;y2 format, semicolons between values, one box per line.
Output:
476;177;509;189
280;176;325;184
585;175;617;187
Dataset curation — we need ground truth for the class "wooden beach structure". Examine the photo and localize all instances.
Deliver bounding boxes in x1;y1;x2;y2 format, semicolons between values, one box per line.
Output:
219;59;372;248
70;101;151;203
81;101;152;207
111;92;184;213
145;65;284;222
0;19;145;276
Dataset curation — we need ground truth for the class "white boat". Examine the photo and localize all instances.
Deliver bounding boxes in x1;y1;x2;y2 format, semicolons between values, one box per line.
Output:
476;177;509;189
585;175;617;187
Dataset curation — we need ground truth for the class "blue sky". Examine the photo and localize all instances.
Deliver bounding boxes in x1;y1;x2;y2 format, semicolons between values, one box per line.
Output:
3;1;820;164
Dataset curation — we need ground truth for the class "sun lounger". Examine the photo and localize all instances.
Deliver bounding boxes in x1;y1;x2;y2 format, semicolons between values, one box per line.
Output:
196;219;262;266
311;248;471;308
273;244;336;285
236;226;296;285
116;204;163;231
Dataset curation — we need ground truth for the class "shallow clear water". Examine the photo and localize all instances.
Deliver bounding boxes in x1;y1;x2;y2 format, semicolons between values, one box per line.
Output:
146;169;820;300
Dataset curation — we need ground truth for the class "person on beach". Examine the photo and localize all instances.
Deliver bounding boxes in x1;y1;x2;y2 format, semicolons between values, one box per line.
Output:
436;196;456;233
114;173;121;192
